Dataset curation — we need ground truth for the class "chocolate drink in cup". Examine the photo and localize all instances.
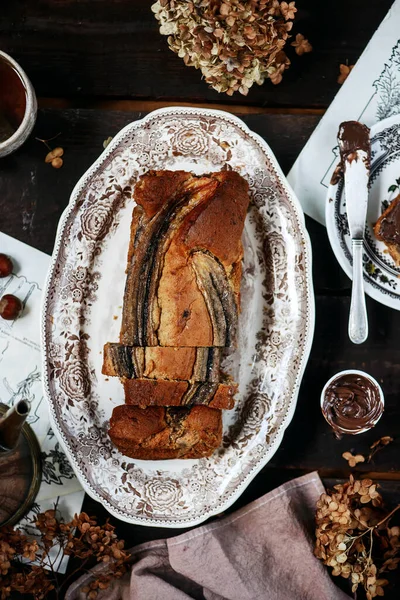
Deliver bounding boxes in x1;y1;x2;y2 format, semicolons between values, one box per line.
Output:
0;51;36;157
0;56;26;142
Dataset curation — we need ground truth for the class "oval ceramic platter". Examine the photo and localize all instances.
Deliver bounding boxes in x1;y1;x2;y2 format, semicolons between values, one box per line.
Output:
42;107;314;527
326;114;400;310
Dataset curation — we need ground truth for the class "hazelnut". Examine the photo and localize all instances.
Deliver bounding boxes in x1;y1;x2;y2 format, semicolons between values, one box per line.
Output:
0;294;23;320
0;254;13;278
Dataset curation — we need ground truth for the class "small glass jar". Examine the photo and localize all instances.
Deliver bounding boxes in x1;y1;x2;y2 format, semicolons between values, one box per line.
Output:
320;369;384;436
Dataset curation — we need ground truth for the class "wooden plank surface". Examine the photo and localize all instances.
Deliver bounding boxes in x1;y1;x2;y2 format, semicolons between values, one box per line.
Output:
2;108;400;598
0;0;394;108
2;1;400;597
1;108;398;480
0;108;320;253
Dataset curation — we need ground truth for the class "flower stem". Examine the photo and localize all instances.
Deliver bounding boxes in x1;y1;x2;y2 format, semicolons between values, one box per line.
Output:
59;557;89;591
35;132;61;152
375;504;400;528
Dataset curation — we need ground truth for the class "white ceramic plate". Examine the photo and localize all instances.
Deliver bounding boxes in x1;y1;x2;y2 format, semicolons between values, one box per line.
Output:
326;115;400;309
42;107;314;527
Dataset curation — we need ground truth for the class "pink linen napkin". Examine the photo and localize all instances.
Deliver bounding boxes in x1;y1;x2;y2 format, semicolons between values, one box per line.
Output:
66;472;351;600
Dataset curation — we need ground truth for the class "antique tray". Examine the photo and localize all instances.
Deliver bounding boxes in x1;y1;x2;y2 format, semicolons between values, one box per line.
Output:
42;107;314;527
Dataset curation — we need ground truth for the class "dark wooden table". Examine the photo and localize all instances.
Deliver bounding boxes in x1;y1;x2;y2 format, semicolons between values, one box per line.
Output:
1;1;400;598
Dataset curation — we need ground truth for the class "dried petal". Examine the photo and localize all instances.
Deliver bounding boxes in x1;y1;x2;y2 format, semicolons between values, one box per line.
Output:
280;1;297;20
291;33;312;56
342;451;365;467
44;148;64;166
336;552;348;564
337;63;354;84
51;157;63;169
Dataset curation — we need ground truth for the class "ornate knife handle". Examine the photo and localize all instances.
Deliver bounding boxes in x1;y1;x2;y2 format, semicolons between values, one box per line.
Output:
349;239;368;344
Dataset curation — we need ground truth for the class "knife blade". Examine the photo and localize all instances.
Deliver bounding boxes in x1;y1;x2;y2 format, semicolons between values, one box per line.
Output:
338;121;371;239
337;120;371;344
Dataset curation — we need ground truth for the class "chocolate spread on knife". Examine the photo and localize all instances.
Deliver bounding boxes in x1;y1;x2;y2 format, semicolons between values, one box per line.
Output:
377;196;400;245
322;374;383;434
330;121;371;185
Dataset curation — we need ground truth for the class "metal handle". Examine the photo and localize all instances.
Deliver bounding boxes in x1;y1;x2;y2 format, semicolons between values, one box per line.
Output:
349;239;368;344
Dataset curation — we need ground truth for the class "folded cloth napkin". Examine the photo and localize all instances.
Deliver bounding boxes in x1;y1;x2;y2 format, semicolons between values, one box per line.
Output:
66;472;351;600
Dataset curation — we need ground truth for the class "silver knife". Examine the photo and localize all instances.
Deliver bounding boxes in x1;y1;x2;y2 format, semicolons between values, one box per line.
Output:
337;121;371;345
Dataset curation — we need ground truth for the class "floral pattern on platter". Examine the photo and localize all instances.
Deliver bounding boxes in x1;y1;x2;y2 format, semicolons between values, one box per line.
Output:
42;108;313;527
172;124;209;156
71;425;113;468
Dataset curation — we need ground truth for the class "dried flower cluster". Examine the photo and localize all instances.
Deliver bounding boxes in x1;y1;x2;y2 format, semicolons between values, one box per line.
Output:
342;437;394;468
342;451;365;467
315;476;400;599
368;436;394;463
152;0;312;95
0;508;130;600
45;147;64;169
35;133;64;169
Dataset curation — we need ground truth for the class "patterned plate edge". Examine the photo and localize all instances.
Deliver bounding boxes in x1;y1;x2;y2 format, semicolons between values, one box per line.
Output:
40;106;315;527
326;114;400;311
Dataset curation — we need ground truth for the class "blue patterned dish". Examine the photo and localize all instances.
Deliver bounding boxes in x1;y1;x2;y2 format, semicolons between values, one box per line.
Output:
326;114;400;310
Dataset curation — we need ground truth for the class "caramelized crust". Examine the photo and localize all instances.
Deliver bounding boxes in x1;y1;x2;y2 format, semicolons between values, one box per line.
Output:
134;170;192;219
109;405;222;460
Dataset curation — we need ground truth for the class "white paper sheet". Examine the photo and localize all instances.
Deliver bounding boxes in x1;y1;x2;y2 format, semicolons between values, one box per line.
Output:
287;0;400;225
0;232;85;573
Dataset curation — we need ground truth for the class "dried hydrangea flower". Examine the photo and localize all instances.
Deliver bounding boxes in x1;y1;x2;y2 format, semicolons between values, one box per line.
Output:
342;451;365;467
367;436;394;463
280;2;297;20
291;33;312;56
315;475;400;599
0;508;130;599
152;0;311;95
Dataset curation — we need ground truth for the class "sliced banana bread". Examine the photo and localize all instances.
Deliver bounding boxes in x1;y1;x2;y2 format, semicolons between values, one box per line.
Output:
109;404;222;460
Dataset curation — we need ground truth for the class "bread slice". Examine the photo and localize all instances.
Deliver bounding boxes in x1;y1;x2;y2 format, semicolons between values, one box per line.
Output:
123;379;236;409
109;405;222;459
102;343;222;382
374;194;400;265
120;170;249;347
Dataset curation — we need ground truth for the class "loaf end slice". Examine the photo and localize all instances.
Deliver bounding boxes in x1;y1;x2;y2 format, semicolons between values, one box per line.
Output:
109;405;222;459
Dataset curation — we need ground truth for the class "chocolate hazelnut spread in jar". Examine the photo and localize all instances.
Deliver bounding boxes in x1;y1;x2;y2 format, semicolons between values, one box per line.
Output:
320;370;384;436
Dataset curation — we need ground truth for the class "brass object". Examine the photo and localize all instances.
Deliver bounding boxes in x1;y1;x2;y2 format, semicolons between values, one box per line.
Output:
0;402;41;527
0;399;31;452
